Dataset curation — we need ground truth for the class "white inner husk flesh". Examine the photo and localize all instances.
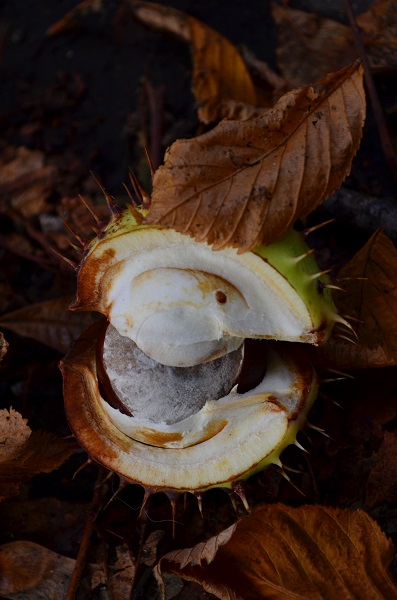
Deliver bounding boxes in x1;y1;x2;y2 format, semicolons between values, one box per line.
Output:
95;341;315;490
91;229;318;367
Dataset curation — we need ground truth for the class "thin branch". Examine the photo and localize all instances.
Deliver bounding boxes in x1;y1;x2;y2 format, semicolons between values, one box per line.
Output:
129;508;149;600
66;466;109;600
144;79;165;172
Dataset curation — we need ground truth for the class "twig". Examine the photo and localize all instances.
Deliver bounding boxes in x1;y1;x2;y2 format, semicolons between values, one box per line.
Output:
344;0;397;184
129;507;149;600
144;79;165;172
66;466;109;600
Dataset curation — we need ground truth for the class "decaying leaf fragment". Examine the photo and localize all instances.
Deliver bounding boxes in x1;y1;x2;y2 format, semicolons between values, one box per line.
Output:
272;0;397;89
0;409;31;460
0;297;100;354
130;1;257;123
46;0;105;37
90;543;135;599
0;146;56;217
0;332;8;363
0;541;75;600
272;3;354;88
357;0;397;71
0;408;78;500
316;230;397;369
365;431;397;510
156;504;397;600
147;61;366;252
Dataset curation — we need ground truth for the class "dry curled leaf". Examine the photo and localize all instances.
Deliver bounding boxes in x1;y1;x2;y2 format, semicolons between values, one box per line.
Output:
147;61;365;252
0;297;101;354
0;408;78;500
156;504;397;600
155;525;236;599
316;230;397;369
130;2;257;123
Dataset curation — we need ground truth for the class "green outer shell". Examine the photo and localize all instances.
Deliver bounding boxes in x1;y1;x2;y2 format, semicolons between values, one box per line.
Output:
253;231;335;339
200;374;318;492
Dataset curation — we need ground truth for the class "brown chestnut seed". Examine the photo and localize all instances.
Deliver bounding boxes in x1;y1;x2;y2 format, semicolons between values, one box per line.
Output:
101;324;244;424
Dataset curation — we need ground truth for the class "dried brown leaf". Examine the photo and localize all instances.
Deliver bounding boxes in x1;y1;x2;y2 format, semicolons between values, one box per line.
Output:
108;543;135;599
0;497;88;557
11;182;53;218
0;408;31;462
142;530;165;567
0;541;75;599
156;504;397;600
155;525;236;598
0;408;78;501
0;297;101;354
240;46;288;102
0;147;57;209
213;99;266;122
47;0;105;36
0;147;44;188
147;62;365;252
15;430;78;472
0;331;8;362
0;232;42;260
89;543;135;597
130;1;257;123
272;4;355;88
272;0;397;88
366;431;397;510
357;0;397;72
316;231;397;369
0;539;131;599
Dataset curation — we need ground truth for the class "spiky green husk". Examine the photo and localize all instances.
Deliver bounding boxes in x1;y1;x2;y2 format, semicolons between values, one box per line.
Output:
73;208;337;348
62;206;336;496
254;231;335;342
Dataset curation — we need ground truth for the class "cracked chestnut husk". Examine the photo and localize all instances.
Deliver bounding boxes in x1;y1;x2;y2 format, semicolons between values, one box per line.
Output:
61;206;343;496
